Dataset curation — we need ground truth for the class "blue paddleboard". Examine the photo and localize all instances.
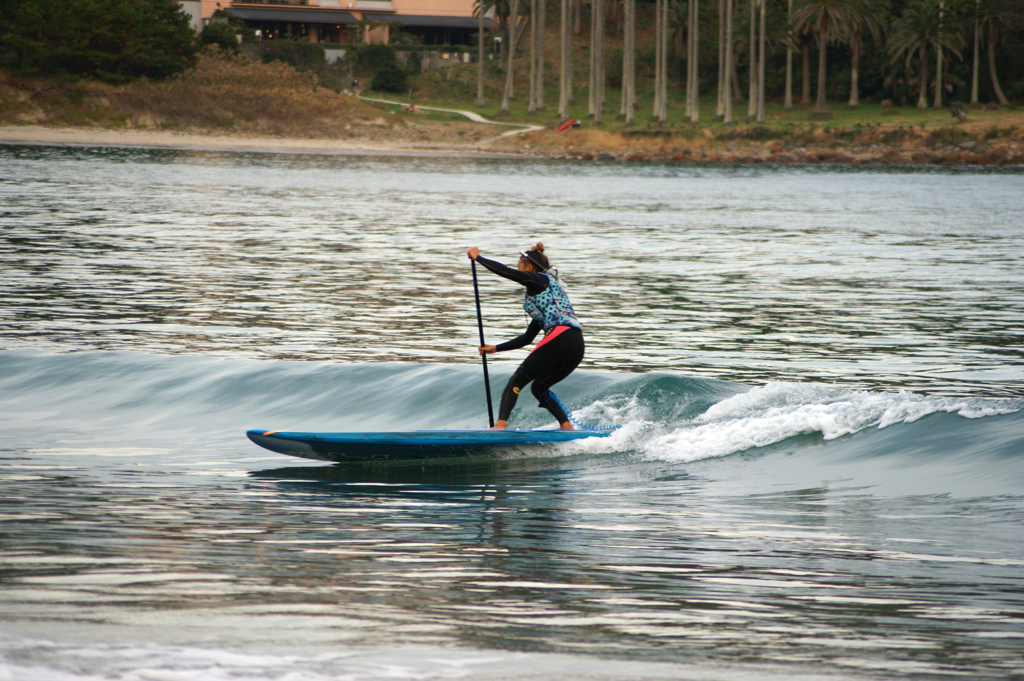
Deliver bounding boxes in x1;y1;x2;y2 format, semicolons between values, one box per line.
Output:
247;428;616;462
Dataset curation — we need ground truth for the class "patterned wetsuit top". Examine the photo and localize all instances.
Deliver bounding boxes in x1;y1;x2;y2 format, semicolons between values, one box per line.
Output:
524;274;582;332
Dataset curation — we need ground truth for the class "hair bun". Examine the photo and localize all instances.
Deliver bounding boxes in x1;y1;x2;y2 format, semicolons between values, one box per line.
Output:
534;242;545;253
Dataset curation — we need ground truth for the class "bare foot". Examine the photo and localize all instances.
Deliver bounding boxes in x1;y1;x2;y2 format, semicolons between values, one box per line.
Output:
489;420;508;431
560;422;575;431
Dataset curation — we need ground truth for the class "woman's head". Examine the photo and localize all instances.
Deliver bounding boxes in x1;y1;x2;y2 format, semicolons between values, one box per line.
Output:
518;242;550;273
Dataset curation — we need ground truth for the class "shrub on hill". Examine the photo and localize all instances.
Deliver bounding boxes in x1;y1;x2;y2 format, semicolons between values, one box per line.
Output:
250;41;326;72
370;62;408;93
357;44;398;73
200;23;242;54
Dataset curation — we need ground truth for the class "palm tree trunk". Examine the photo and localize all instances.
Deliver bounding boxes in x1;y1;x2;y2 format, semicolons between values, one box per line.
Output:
595;0;605;124
560;0;570;118
784;0;793;109
627;0;636;122
679;0;688;122
567;0;576;103
500;0;518;114
813;21;828;115
724;0;733;122
970;5;979;104
620;0;629;118
665;0;673;123
476;6;485;106
934;0;943;108
848;31;859;108
756;0;765;123
655;0;664;118
717;0;725;119
529;0;538;113
622;0;630;117
917;42;928;108
988;20;1009;106
538;0;546;109
622;0;630;121
574;0;582;34
588;0;596;116
801;41;811;104
683;0;691;118
747;0;756;119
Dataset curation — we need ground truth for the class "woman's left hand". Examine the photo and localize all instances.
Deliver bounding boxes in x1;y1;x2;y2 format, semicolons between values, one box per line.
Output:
478;345;496;355
467;247;479;261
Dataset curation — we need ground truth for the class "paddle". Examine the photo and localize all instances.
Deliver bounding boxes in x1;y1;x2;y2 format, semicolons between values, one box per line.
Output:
471;259;495;428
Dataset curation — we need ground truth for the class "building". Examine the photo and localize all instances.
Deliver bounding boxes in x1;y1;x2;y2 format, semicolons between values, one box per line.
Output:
180;0;489;46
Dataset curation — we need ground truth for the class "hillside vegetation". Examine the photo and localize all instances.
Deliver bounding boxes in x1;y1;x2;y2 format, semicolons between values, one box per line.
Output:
0;47;496;144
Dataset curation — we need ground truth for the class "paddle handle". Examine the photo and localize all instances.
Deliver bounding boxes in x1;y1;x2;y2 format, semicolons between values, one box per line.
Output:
471;259;495;428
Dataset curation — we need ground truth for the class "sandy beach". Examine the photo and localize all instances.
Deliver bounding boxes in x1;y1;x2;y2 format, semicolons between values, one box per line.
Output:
4;123;1024;166
0;125;517;158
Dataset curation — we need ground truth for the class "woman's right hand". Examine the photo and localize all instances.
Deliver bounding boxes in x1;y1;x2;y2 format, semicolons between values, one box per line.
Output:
467;246;479;261
478;345;496;355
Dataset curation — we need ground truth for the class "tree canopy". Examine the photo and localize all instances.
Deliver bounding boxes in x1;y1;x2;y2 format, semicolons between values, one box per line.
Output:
0;0;198;81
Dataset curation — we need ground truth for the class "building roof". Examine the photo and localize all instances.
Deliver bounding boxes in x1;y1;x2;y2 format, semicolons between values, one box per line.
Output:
226;7;360;24
361;12;483;28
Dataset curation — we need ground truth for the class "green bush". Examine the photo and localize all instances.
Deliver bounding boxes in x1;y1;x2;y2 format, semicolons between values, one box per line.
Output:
254;41;326;72
1006;79;1024;104
370;62;407;93
200;23;240;54
357;43;398;72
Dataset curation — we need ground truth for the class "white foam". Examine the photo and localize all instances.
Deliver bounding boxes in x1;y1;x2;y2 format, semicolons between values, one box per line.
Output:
637;383;1023;464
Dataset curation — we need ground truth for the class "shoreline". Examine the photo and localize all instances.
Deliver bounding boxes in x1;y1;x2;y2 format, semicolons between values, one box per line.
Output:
3;124;1024;167
0;125;522;159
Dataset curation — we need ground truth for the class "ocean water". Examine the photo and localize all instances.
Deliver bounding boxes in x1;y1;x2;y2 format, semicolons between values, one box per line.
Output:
1;143;1023;681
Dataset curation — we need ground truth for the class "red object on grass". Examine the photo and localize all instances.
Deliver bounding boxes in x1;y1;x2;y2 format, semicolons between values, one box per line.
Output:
556;119;578;134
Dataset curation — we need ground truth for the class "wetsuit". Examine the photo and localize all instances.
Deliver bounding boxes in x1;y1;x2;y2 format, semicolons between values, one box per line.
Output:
476;255;585;425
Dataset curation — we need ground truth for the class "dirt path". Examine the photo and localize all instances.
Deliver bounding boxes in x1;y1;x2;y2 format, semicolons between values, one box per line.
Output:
359;96;546;137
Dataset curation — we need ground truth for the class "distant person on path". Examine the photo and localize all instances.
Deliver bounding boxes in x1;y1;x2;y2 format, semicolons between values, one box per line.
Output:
467;243;585;431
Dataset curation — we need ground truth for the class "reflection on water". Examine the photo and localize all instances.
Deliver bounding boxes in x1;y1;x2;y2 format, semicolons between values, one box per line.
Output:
2;144;1023;395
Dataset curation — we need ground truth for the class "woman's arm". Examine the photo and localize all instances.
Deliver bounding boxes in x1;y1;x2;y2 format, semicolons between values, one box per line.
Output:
480;320;543;354
468;249;547;296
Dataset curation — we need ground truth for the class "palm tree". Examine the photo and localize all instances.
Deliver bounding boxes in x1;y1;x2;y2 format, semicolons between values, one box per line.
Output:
887;0;962;109
529;0;538;113
654;0;665;118
590;0;607;123
748;0;757;119
844;0;887;108
537;0;546;110
723;0;735;120
717;0;726;118
477;0;512;72
970;0;1024;106
476;3;486;106
784;0;794;109
620;0;636;122
934;0;944;107
970;0;981;103
561;0;571;118
687;0;698;122
499;0;519;114
791;0;856;117
757;0;766;123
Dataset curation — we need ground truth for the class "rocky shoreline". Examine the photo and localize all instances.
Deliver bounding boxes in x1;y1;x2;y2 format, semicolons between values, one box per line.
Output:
548;139;1024;166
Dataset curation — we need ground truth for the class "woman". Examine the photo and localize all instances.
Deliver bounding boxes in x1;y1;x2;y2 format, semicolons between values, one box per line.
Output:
467;243;585;431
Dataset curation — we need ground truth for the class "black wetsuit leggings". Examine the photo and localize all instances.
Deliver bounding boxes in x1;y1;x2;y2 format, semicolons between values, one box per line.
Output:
498;326;585;424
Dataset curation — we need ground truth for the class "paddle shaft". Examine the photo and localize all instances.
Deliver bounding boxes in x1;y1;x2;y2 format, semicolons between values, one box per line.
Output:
471;260;495;427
